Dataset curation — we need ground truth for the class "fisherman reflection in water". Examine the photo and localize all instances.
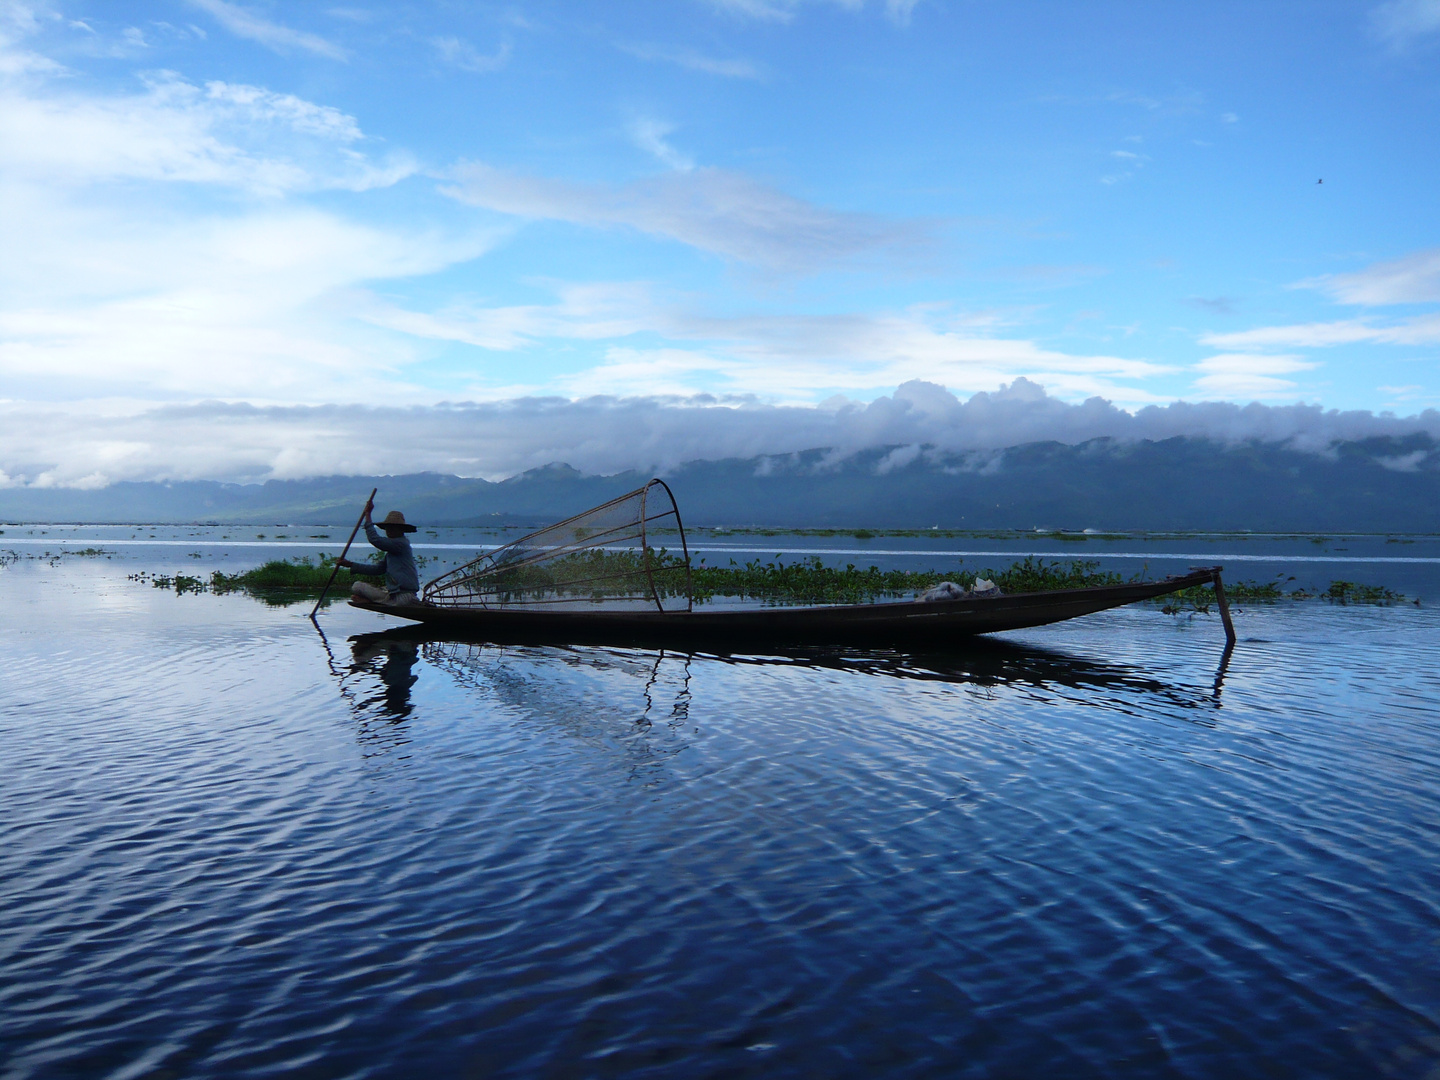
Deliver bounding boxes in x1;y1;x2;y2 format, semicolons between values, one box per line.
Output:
349;635;419;720
339;499;420;607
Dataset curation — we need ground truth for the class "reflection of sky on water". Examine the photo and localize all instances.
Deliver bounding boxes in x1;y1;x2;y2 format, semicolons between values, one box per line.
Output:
3;560;1439;1077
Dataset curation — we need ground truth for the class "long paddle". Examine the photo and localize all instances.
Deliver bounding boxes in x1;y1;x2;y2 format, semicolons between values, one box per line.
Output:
310;488;377;619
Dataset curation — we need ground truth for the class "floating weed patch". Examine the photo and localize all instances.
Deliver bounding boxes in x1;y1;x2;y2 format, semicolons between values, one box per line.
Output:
1323;581;1404;605
134;551;1412;611
689;556;1121;606
145;572;208;596
1154;574;1406;614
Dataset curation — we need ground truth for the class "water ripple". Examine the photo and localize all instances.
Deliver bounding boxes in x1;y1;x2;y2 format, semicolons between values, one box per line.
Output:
2;572;1439;1077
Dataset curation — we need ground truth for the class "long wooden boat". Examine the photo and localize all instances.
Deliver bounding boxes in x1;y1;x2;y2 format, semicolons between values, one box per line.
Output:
346;480;1234;647
350;566;1230;647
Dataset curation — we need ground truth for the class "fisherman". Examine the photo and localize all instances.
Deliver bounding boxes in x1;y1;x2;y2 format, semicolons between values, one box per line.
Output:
339;498;420;606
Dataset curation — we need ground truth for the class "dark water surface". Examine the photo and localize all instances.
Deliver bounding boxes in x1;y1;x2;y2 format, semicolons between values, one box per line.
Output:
2;560;1439;1078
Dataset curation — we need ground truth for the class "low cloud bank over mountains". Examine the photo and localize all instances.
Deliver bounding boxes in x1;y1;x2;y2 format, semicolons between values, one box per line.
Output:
3;380;1440;490
3;436;1438;532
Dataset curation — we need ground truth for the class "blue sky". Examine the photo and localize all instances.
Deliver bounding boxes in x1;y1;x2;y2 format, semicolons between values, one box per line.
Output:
1;0;1439;484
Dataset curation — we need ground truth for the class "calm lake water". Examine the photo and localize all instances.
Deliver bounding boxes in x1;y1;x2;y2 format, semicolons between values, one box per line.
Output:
2;542;1439;1078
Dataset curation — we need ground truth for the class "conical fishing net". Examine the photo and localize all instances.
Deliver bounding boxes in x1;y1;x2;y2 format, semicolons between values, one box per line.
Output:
423;479;693;613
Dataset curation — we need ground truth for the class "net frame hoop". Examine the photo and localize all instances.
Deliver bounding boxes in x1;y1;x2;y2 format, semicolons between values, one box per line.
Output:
648;477;692;614
421;477;693;613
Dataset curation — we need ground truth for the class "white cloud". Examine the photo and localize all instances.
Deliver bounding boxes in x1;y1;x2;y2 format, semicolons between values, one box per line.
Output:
0;190;496;402
1201;248;1440;353
3;381;1437;488
1308;247;1440;305
185;0;346;60
884;0;921;25
0;28;460;407
619;41;762;79
705;0;898;22
362;284;1175;406
1372;0;1440;46
432;35;511;73
628;118;695;171
1191;353;1317;399
441;161;924;272
1201;314;1440;350
0;69;414;194
706;0;919;23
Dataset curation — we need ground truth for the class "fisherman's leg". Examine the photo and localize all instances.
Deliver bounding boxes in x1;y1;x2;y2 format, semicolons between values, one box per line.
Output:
351;581;389;603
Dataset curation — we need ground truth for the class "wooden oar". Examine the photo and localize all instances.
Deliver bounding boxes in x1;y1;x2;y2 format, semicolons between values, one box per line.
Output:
310;488;377;619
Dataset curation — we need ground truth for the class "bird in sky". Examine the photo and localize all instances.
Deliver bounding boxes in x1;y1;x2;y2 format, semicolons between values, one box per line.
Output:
1318;178;1324;184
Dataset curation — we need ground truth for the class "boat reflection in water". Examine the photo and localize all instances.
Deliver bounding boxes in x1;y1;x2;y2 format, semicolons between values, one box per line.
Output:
335;623;1235;743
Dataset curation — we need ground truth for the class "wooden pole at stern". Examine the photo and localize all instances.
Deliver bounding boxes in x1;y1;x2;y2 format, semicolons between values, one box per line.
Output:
1211;567;1237;645
310;487;377;620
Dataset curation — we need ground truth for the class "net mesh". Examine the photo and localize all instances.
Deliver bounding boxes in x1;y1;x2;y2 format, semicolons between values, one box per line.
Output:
422;479;692;613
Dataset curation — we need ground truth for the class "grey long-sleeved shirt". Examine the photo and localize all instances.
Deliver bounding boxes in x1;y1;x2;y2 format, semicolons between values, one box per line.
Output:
349;522;419;596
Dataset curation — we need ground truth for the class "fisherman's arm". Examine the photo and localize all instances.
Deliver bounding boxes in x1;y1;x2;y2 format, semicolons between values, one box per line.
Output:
363;521;406;553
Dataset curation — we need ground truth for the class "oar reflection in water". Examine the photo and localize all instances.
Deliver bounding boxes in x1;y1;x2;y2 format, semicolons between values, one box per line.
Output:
312;620;422;747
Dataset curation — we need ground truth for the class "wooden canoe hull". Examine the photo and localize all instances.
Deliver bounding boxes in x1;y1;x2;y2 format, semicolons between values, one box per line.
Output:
347;568;1218;647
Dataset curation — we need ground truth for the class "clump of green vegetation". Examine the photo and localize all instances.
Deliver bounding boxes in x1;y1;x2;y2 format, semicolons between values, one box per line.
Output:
216;556;347;592
1155;573;1406;614
692;556;941;605
992;557;1122;592
1323;581;1403;605
688;556;1120;606
1155;579;1285;611
148;555;357;605
149;573;208;595
151;553;440;606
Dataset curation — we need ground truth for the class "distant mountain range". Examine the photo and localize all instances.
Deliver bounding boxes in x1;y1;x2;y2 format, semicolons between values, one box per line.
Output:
3;434;1438;532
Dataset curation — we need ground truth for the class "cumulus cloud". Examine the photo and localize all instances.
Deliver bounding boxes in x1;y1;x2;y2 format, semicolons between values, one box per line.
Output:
185;0;346;60
441;161;925;272
3;380;1437;489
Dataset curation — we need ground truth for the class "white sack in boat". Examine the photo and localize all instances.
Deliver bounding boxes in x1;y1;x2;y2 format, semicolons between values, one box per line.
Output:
918;578;1003;602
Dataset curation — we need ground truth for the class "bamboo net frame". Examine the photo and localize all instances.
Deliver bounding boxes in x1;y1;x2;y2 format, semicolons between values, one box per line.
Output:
422;479;693;613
